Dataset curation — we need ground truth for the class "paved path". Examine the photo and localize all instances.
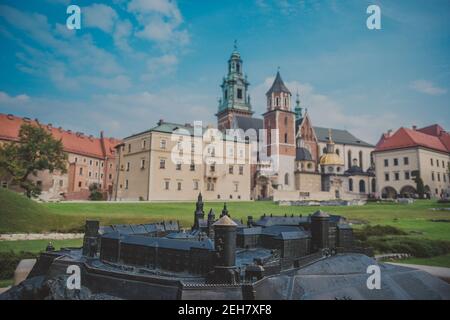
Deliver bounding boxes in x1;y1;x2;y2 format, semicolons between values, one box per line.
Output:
0;233;83;241
386;262;450;283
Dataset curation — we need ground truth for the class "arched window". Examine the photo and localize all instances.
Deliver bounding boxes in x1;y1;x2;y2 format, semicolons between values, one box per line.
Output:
359;180;366;193
347;150;352;169
276;97;280;106
284;173;289;186
236;63;240;73
284;133;288;143
359;151;363;169
371;178;376;193
349;178;353;191
284;97;287;107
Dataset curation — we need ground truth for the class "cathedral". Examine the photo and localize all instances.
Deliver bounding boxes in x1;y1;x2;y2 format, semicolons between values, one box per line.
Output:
216;45;375;201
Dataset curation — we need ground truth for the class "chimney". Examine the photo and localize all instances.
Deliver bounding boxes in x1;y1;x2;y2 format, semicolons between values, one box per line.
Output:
157;119;164;126
412;125;417;130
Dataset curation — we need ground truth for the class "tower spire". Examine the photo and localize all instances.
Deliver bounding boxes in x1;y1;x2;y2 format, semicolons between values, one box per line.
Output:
294;90;303;120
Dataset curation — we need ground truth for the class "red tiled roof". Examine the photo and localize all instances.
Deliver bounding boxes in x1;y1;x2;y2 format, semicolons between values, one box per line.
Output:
375;126;448;153
417;124;445;137
0;113;121;159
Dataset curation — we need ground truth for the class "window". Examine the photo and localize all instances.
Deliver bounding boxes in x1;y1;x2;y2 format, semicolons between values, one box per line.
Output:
437;160;440;167
160;159;166;169
164;181;170;190
336;149;340;156
109;174;112;180
210;164;215;172
237;88;243;99
359;180;366;193
59;180;63;187
239;166;244;175
126;162;130;171
229;165;234;174
207;182;215;191
284;116;288;126
96;161;99;167
431;158;434;166
437;173;441;182
128;144;131;153
224;89;227;100
442;160;445;168
193;180;199;190
405;171;410;180
101;162;104;167
79;168;83;175
384;159;388;167
236;63;240;73
95;172;98;178
1;181;7;188
284;98;287;107
78;181;82;187
234;183;239;192
276;97;280;106
349;178;353;191
444;174;447;183
385;173;389;181
190;162;195;171
431;172;435;181
176;162;181;170
177;182;182;191
393;158;398;166
404;157;409;165
75;157;78;163
141;159;145;169
160;140;166;149
394;172;399;181
359;151;363;168
89;171;92;177
284;133;288;143
284;173;289;186
125;180;129;189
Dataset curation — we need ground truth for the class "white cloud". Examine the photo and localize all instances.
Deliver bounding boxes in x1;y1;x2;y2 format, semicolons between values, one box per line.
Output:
410;80;447;96
83;4;118;33
0;91;30;105
128;0;189;45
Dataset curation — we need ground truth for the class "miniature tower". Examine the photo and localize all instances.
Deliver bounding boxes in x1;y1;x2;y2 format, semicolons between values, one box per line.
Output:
211;215;239;284
207;208;216;239
263;70;296;190
310;210;330;251
82;220;100;257
193;193;205;230
220;203;229;217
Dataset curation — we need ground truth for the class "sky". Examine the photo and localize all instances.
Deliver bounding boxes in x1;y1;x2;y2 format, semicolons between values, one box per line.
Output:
0;0;449;144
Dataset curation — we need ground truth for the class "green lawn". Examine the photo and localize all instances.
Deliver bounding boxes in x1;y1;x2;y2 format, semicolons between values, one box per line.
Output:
1;188;450;267
0;238;83;254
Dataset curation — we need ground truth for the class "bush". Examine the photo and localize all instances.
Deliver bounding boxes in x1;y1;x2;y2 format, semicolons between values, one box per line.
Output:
0;251;38;280
354;225;407;241
89;183;103;201
363;237;450;258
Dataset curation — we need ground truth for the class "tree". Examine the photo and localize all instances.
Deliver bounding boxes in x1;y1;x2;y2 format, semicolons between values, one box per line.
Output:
88;183;103;201
411;170;425;199
0;123;67;198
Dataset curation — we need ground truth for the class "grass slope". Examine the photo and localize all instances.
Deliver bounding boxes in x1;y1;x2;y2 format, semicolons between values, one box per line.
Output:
0;188;82;233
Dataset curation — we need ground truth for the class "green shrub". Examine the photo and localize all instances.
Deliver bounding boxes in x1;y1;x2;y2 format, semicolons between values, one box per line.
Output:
0;251;38;280
364;237;450;258
354;225;408;241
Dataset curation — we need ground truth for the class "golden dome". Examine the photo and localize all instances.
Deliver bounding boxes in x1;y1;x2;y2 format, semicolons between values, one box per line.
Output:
319;153;344;166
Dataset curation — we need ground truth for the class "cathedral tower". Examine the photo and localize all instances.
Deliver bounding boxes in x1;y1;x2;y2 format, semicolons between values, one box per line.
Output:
263;70;296;190
216;42;253;131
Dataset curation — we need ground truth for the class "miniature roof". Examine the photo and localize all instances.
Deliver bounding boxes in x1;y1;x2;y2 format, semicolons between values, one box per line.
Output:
213;215;238;227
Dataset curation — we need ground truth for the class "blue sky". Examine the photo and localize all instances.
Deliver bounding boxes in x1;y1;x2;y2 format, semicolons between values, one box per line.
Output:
0;0;449;143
